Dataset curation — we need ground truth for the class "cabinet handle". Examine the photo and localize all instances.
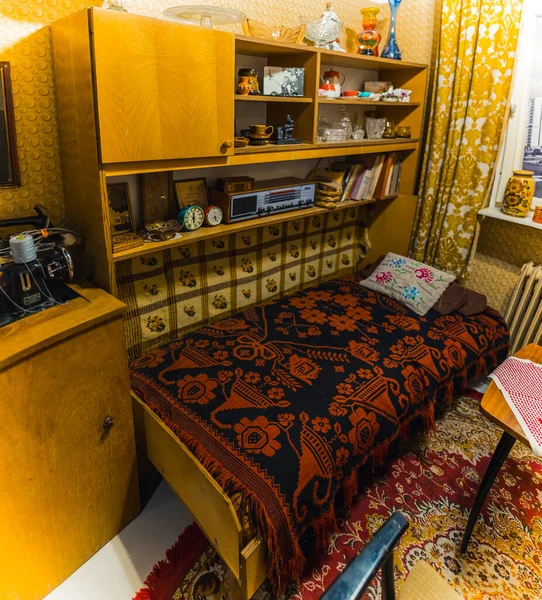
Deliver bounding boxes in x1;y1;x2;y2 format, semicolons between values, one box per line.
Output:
222;140;233;149
103;416;115;430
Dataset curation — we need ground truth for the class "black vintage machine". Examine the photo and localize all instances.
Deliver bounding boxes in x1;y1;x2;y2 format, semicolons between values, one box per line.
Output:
0;206;80;326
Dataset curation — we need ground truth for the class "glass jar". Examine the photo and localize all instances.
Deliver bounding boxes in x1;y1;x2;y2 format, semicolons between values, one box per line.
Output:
238;68;260;95
382;120;396;139
395;126;411;138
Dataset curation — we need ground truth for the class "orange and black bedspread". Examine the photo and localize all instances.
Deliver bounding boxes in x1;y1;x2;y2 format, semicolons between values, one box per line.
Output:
129;275;509;592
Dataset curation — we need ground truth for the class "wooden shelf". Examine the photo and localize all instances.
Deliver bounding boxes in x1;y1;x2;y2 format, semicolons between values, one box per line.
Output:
235;95;313;103
317;98;420;107
234;142;314;154
112;199;374;262
104;139;420;176
234;35;428;72
314;138;419;149
318;47;427;71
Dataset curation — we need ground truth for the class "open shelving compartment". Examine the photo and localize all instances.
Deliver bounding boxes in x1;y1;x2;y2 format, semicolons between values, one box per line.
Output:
233;35;428;155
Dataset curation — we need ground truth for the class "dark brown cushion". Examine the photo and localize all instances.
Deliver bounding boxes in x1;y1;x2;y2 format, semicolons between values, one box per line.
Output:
432;283;467;315
458;289;487;316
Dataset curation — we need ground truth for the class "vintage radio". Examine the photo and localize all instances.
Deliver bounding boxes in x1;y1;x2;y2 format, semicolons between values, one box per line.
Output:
211;177;316;223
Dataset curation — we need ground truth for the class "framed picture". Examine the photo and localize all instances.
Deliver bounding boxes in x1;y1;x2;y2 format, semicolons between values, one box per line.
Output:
0;62;20;187
263;66;305;97
174;178;209;210
107;183;134;236
141;171;171;224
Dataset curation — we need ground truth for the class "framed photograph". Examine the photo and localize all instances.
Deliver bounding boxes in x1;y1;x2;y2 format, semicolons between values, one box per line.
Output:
263;66;305;97
141;171;171;223
0;62;20;187
107;183;134;236
174;178;209;210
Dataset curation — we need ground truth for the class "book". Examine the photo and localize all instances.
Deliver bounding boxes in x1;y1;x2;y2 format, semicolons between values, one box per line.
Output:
345;154;372;200
364;154;386;200
349;167;366;200
373;153;395;200
341;164;359;201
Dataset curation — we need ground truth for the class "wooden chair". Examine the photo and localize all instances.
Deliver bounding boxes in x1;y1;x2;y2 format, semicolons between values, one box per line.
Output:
320;513;463;600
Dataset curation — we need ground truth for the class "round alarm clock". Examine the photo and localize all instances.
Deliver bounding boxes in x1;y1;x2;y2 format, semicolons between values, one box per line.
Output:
177;205;205;231
204;205;224;227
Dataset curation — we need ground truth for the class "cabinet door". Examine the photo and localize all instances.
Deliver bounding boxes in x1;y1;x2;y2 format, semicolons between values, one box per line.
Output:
91;9;235;163
0;316;139;600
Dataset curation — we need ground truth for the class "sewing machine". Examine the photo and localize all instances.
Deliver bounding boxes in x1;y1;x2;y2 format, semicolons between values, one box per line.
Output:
0;206;79;326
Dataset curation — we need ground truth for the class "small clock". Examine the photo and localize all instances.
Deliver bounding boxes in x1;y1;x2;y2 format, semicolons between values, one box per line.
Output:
177;205;205;231
204;205;224;227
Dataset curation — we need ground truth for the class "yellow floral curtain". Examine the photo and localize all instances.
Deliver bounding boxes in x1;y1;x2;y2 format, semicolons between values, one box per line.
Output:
410;0;523;276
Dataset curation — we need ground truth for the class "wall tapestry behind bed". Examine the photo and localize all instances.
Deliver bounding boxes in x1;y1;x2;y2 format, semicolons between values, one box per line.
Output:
117;207;367;361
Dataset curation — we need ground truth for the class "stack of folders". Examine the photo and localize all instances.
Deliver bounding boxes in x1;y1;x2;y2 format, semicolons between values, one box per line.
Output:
337;152;403;202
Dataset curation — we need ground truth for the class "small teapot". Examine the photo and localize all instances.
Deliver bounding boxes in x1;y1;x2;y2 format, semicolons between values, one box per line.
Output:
321;68;346;99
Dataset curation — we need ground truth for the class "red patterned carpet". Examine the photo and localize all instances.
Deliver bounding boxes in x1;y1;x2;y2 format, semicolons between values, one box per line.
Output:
134;393;542;600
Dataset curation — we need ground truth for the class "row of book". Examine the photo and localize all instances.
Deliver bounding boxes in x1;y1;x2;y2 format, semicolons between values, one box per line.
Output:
336;152;404;202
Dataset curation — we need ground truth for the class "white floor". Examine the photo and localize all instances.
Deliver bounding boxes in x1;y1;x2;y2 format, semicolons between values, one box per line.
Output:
45;482;192;600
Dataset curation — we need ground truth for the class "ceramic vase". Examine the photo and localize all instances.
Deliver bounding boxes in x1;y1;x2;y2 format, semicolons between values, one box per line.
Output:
357;8;381;56
237;76;251;95
381;0;402;60
502;170;536;217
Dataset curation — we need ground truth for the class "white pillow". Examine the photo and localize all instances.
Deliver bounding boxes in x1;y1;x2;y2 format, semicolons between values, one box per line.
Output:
359;253;455;316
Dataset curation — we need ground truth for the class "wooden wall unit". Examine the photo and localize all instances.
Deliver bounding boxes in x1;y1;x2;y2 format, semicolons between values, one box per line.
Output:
0;283;139;600
48;12;429;597
51;10;428;291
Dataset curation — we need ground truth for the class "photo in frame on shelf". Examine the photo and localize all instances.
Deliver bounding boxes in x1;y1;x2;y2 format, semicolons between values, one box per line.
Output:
174;178;210;210
141;172;171;223
106;182;135;236
263;67;305;97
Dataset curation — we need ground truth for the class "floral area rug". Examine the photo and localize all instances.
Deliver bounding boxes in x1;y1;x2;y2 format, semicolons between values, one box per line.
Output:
134;393;542;600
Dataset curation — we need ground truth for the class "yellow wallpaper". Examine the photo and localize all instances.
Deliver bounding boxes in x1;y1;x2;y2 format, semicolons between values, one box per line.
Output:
477;218;542;268
0;0;439;222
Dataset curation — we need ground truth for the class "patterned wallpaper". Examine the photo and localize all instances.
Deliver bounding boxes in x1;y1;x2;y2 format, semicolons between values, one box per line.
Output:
477;218;542;268
0;0;439;222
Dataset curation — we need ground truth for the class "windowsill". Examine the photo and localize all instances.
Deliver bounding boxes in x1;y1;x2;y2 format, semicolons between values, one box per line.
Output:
478;205;542;231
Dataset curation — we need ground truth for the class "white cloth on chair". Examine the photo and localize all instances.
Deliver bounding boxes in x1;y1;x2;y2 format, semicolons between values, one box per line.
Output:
488;357;542;456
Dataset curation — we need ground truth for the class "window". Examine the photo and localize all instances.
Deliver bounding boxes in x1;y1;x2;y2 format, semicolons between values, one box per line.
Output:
482;0;542;229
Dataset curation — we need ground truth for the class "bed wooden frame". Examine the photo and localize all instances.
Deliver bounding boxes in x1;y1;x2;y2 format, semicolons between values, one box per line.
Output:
131;393;267;599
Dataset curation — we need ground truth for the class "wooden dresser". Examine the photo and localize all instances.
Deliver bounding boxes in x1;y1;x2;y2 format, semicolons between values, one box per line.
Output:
0;283;139;600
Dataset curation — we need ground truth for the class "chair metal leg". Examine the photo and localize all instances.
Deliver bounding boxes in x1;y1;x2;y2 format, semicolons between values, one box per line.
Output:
381;553;396;600
460;431;515;553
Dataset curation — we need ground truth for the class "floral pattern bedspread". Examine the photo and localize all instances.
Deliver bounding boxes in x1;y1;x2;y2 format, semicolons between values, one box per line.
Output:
129;275;509;592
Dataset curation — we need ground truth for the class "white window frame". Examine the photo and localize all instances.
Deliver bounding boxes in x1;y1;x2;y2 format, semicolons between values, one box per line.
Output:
480;0;542;230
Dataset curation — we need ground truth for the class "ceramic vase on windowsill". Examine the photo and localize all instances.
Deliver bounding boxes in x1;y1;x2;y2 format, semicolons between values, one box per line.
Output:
381;0;402;60
502;170;536;217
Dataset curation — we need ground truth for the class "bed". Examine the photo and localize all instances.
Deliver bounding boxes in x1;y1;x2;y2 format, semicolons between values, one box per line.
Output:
130;274;509;598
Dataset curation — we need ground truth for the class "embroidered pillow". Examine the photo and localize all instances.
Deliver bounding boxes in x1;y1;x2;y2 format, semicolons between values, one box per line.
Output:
359;253;455;316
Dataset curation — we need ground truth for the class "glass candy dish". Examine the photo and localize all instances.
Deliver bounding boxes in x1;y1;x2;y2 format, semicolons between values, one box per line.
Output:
164;5;246;28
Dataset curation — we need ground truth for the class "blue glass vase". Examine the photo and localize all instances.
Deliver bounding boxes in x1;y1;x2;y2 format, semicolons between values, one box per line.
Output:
381;0;402;60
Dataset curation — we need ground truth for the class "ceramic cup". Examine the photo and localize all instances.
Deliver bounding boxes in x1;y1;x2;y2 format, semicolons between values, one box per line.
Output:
250;125;274;137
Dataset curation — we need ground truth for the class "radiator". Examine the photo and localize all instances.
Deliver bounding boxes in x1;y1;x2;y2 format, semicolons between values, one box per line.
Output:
504;262;542;353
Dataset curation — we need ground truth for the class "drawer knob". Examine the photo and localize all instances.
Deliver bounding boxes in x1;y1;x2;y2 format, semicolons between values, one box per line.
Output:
222;139;233;149
103;416;115;430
